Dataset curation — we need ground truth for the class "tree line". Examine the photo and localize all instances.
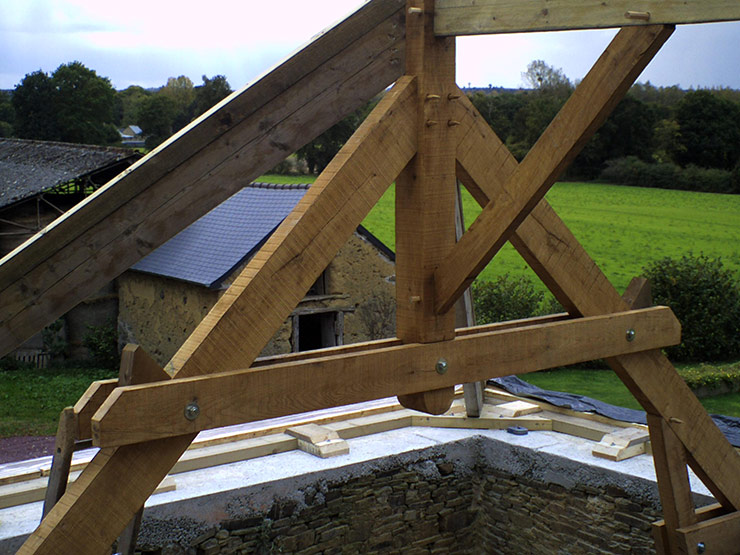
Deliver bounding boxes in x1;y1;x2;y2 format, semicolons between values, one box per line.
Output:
0;61;232;149
2;60;740;193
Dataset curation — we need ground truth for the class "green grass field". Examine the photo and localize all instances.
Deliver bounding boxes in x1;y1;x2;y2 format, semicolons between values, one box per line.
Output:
261;175;740;295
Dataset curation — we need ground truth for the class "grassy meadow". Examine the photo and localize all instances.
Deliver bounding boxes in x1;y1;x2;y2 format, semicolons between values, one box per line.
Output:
262;175;740;295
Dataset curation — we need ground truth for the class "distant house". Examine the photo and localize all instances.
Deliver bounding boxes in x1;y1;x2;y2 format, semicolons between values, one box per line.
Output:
118;125;145;147
0;137;142;363
118;182;396;365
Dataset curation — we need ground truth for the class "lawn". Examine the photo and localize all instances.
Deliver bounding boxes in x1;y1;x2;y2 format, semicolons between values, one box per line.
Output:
520;365;740;418
261;175;740;296
0;366;116;437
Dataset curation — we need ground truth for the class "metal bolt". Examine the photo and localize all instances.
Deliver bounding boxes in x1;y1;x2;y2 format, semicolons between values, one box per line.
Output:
626;328;636;342
184;401;200;421
697;542;706;554
436;358;448;375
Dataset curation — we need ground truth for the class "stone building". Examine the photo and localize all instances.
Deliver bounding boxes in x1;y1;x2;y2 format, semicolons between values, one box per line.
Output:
118;182;396;366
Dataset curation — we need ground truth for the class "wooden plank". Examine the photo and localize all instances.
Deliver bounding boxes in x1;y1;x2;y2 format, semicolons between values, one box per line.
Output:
434;24;673;314
395;0;458;415
434;0;740;36
92;307;679;446
18;76;418;555
41;408;76;518
592;426;650;461
494;400;542;418
412;414;553;431
676;511;740;555
0;0;407;358
456;68;740;511
73;379;117;441
0;474;175;511
647;413;697;553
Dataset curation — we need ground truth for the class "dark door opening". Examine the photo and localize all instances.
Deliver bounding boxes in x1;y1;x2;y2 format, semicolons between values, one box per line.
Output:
297;312;337;352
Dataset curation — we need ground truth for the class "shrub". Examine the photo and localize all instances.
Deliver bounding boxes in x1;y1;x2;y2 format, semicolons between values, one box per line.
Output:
82;321;119;370
472;274;544;324
643;254;740;361
600;156;734;194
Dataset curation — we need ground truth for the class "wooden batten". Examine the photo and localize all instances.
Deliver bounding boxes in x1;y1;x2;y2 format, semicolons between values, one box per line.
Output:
434;0;740;36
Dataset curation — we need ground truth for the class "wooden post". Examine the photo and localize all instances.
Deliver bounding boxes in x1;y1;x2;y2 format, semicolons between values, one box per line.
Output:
396;0;458;415
647;413;698;554
41;407;76;519
116;345;171;555
455;183;483;417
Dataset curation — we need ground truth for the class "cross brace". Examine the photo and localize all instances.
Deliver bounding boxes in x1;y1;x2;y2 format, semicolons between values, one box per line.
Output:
16;3;740;553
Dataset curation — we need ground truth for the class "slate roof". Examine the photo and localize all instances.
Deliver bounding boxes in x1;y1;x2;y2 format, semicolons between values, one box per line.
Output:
132;182;394;289
0;138;140;208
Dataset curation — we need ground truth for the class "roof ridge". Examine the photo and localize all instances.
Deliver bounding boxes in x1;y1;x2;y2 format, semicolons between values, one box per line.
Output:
0;137;136;156
249;181;312;191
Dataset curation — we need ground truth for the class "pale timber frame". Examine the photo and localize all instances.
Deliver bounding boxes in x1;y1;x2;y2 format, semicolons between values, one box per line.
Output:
0;1;738;553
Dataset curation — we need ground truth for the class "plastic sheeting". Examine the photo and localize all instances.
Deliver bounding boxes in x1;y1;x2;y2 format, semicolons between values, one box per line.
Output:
490;376;740;448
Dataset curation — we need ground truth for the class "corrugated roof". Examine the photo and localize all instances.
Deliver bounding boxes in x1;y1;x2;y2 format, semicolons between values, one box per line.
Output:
0;138;140;208
132;183;312;288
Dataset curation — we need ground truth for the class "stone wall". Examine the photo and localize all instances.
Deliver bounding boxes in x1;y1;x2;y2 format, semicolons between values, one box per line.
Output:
128;437;702;555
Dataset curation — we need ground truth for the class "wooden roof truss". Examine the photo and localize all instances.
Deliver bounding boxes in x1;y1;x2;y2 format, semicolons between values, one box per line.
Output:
4;0;740;553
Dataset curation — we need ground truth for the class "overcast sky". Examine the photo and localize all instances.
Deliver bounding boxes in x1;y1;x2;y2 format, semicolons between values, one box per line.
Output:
1;0;739;92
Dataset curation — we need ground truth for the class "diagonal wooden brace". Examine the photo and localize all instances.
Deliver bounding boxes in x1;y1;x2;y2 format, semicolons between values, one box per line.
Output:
18;77;418;555
434;24;674;314
455;59;740;513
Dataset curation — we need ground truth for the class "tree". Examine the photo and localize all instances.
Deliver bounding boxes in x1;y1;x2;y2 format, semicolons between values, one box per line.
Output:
51;61;118;144
297;98;378;174
674;90;740;170
161;75;195;132
521;60;572;97
12;70;59;140
117;85;151;127
192;75;232;119
137;95;178;149
0;91;15;137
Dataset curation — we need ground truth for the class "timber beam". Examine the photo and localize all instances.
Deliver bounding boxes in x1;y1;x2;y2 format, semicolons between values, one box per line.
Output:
90;307;680;447
434;0;740;36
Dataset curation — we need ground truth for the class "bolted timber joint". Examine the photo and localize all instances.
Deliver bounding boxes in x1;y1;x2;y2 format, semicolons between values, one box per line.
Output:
626;328;636;342
697;542;706;554
184;401;200;421
425;94;441;101
436;358;448;375
670;417;685;424
426;120;439;127
447;120;461;127
408;7;423;15
447;93;461;101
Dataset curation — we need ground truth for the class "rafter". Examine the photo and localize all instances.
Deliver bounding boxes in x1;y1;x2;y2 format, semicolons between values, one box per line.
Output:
434;24;673;314
0;0;406;358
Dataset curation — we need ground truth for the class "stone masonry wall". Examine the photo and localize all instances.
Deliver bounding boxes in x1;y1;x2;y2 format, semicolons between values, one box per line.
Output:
126;437;693;555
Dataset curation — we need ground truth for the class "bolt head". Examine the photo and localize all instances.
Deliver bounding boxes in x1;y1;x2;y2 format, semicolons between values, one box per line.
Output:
436;358;448;375
626;328;636;342
697;542;706;554
184;401;200;421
